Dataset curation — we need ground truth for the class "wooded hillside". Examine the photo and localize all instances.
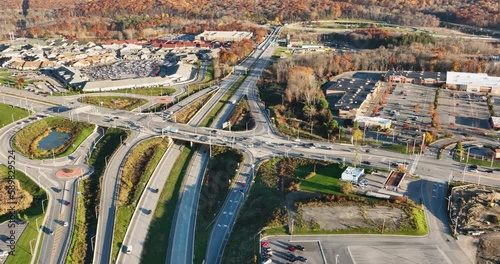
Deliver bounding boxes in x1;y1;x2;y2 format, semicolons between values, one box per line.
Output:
0;0;497;40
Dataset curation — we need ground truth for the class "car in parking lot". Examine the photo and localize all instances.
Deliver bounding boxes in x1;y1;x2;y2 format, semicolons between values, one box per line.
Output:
288;245;296;252
295;245;305;251
297;256;308;262
63;221;68;227
286;253;298;261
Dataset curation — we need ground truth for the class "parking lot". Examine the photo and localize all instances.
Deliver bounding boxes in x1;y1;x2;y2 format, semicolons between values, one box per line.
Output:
81;59;172;81
438;90;491;129
265;235;453;264
262;239;324;264
374;83;435;142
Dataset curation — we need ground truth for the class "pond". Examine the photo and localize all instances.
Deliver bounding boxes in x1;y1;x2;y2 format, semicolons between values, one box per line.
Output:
37;129;71;151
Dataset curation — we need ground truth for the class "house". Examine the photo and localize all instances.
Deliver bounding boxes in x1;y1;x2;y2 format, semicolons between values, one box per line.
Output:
341;167;364;183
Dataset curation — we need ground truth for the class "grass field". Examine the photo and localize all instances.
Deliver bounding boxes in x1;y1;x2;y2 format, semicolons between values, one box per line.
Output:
80;96;148;110
175;91;215;124
200;75;246;127
0;165;47;264
111;137;171;262
141;143;195;263
295;163;347;195
12;117;95;159
0;103;30;128
114;87;176;96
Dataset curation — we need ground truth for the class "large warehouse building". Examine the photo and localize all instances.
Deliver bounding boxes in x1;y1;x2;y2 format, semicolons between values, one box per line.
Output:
195;31;253;42
446;72;500;95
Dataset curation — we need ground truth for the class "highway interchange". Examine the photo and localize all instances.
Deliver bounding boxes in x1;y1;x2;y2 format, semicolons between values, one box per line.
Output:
0;25;499;264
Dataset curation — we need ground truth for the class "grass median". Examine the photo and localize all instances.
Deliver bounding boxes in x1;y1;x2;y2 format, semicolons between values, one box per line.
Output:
141;142;195;263
66;127;129;264
111;137;171;262
80;96;148;111
0;103;30;128
114;87;176;96
0;165;47;264
200;75;246;127
193;147;243;264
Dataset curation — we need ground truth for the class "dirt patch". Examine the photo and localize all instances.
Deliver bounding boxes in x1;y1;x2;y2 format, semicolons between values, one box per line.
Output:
450;185;500;233
477;233;500;264
300;205;406;231
0;180;33;215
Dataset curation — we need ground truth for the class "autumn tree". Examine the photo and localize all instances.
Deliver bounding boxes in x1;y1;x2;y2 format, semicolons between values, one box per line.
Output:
286;66;318;109
341;182;353;194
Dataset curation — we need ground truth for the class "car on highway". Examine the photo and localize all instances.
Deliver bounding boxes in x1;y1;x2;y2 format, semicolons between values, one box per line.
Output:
485;169;493;173
362;161;371;165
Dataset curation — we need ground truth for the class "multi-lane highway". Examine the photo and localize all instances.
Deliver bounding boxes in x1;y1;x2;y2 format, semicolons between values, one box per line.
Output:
1;24;499;264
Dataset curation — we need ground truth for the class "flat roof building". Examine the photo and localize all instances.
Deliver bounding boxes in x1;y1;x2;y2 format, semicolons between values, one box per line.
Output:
384;171;406;191
490;116;500;130
195;31;253;42
325;78;382;119
341;167;364;183
446;72;500;94
383;70;446;86
354;116;392;130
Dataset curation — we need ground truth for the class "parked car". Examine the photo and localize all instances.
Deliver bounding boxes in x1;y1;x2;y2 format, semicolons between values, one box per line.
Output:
261;241;269;247
295;245;305;251
297;256;308;262
63;221;68;227
288;245;296;252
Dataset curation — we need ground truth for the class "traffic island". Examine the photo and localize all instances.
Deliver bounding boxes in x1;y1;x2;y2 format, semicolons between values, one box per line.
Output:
55;167;86;179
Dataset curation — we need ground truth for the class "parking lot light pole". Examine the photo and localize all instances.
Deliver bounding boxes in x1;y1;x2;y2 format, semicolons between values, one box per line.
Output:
42;199;48;214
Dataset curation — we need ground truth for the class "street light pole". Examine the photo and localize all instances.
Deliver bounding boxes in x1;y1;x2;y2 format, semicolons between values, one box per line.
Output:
41;199;48;214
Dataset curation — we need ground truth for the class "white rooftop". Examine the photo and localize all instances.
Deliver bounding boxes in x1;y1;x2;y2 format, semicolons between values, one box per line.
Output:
354;116;391;125
342;167;364;176
446;71;500;87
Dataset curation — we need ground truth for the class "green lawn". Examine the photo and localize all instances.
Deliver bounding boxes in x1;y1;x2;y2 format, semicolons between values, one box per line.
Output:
381;143;421;154
453;153;500;168
0;103;30;128
141;143;195;263
114;87;176;96
0;166;47;264
80;96;148;110
296;164;346;195
200;75;246;127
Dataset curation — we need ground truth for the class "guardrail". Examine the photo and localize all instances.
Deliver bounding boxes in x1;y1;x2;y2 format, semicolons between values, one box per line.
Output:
107;132;157;264
116;138;174;262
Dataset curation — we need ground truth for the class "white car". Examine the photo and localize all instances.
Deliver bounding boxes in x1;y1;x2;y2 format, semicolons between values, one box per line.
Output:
63;221;68;227
0;250;8;257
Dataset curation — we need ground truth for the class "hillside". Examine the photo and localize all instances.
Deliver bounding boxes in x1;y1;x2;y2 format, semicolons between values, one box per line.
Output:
0;0;497;41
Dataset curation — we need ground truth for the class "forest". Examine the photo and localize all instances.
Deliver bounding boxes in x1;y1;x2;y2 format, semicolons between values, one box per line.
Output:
0;0;498;41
